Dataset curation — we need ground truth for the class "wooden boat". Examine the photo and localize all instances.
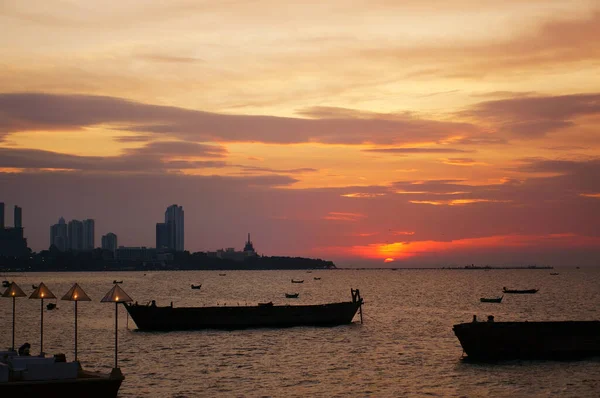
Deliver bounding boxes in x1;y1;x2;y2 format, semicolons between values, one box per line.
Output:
502;287;539;294
291;279;304;283
453;317;600;360
0;353;123;397
190;284;201;290
124;289;363;331
112;280;123;284
480;295;503;303
285;293;299;298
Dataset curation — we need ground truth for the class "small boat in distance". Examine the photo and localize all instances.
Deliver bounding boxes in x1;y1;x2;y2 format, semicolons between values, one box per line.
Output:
550;273;559;275
313;277;321;280
32;284;38;289
124;289;364;331
453;316;600;360
502;287;539;294
285;293;299;298
46;302;57;310
219;273;226;276
291;279;304;283
2;280;9;288
480;295;503;303
113;280;123;284
191;284;202;290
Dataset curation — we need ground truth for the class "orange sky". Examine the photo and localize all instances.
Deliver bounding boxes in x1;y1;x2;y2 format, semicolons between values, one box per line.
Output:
1;0;599;266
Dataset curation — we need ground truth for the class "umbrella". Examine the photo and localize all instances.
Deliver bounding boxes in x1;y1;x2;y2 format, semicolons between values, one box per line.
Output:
29;282;56;356
1;282;27;351
101;284;132;370
61;283;92;361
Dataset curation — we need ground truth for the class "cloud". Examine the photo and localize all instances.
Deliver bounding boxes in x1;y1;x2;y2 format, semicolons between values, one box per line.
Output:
364;147;473;155
0;93;480;145
465;93;600;138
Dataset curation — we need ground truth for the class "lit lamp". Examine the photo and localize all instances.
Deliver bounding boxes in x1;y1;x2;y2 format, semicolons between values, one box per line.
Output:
29;282;56;356
1;282;27;351
101;284;132;376
61;283;91;362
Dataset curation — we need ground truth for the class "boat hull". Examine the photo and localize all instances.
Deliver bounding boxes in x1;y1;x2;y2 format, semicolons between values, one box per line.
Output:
125;300;362;331
453;321;600;360
0;371;123;398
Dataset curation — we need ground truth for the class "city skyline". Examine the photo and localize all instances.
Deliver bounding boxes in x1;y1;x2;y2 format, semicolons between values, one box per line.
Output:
0;1;599;267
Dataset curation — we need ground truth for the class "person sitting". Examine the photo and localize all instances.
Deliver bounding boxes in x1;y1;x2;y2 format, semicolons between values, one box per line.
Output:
18;342;31;356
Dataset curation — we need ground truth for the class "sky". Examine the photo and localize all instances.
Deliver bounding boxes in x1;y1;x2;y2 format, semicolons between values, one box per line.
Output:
1;0;599;267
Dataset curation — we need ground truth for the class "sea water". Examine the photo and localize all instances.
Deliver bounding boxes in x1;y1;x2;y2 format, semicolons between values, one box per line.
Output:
1;268;599;397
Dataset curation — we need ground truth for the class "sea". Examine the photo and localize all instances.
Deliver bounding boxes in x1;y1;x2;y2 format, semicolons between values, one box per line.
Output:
1;268;599;397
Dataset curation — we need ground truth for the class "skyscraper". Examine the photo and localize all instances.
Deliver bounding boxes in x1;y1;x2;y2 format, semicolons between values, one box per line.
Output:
101;232;118;252
14;205;22;229
67;220;83;251
0;202;4;229
82;219;95;250
50;217;68;251
164;205;184;251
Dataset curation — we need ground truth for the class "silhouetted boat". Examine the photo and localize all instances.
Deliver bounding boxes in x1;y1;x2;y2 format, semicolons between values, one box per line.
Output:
453;317;600;360
112;280;123;284
550;273;559;275
313;277;321;280
2;280;9;288
124;289;363;331
46;302;57;310
480;295;503;303
285;293;299;298
32;284;38;290
0;353;123;396
190;284;201;290
502;287;539;294
219;273;226;276
291;279;304;283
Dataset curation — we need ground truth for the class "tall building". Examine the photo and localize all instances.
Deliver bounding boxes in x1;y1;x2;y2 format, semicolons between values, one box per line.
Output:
0;202;28;257
50;217;68;251
164;205;184;251
14;205;22;229
67;220;83;251
155;223;168;249
101;232;118;252
82;219;95;250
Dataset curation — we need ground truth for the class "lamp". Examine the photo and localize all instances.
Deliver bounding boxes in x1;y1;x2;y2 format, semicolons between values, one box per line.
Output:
101;284;132;374
2;282;27;351
29;282;56;356
61;283;91;362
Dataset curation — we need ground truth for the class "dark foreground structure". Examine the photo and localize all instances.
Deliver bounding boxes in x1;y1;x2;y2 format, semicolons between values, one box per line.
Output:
125;289;363;331
0;367;123;398
453;319;600;360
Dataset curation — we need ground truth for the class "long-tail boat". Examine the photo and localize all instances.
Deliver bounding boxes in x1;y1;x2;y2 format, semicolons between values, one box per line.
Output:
124;289;363;331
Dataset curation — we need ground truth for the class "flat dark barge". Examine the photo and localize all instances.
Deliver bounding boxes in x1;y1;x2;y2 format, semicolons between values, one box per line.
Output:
453;320;600;360
125;289;363;331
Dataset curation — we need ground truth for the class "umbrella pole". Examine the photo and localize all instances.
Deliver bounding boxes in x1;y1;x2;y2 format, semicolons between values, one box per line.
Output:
75;300;78;361
40;298;44;356
114;302;118;369
12;296;16;351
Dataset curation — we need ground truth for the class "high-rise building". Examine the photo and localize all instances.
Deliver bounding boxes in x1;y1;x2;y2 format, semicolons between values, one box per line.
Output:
14;206;22;229
82;219;95;250
50;217;68;251
67;220;83;251
164;205;184;251
0;203;28;257
155;223;168;249
101;232;118;252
